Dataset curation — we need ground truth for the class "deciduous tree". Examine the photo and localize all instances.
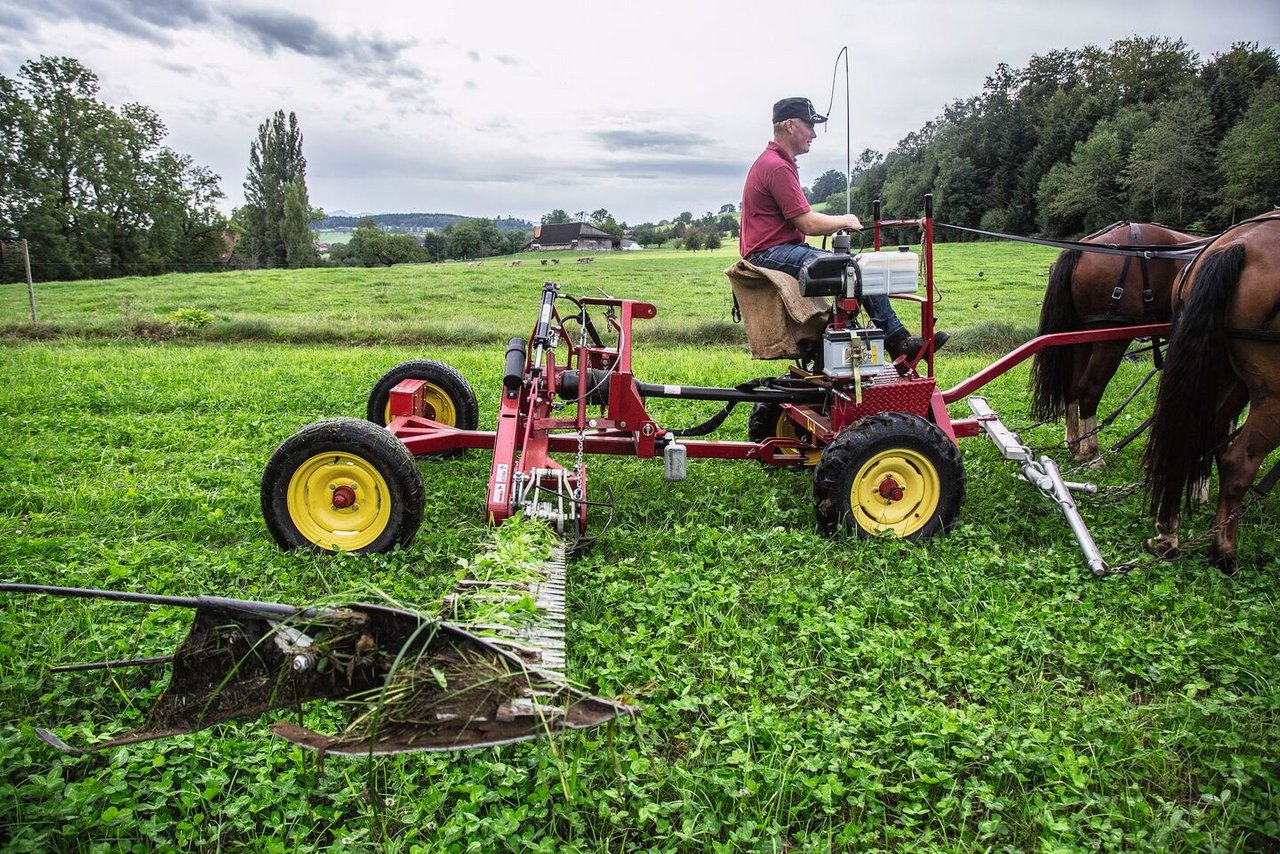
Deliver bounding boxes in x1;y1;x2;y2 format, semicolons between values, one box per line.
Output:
242;110;308;268
809;169;846;204
0;56;226;281
1216;80;1280;221
1124;95;1215;226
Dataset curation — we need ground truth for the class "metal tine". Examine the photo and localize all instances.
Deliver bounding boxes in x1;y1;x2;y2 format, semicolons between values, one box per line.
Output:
49;655;174;673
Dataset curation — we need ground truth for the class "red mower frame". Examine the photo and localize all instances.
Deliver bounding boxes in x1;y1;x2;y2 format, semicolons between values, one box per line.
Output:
261;194;1170;563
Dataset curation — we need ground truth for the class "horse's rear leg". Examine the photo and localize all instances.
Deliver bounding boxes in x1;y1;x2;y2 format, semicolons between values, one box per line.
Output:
1070;342;1126;463
1210;391;1279;574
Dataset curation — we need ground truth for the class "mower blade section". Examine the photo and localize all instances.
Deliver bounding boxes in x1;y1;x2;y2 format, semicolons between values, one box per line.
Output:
30;603;376;753
448;545;569;678
517;545;568;676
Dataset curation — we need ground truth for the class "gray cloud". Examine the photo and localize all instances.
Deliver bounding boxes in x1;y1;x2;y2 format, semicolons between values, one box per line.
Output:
155;59;199;77
591;129;716;154
3;0;426;83
585;156;742;179
1;0;213;45
222;6;421;80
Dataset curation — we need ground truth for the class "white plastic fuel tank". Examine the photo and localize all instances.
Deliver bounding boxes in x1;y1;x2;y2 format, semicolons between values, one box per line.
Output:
853;250;919;297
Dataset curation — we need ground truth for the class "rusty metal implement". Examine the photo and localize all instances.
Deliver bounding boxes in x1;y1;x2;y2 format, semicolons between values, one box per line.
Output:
2;582;632;756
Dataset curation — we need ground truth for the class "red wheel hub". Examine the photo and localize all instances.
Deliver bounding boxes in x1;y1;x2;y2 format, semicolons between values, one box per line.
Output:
878;478;904;502
331;485;356;509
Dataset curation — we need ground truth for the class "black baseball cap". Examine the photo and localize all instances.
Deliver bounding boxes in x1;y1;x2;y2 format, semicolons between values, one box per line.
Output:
772;97;827;125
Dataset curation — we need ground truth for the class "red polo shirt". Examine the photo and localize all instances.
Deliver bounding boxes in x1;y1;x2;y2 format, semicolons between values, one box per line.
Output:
740;141;810;258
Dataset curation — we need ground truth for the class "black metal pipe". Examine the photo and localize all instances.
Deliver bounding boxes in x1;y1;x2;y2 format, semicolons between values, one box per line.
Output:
0;583;312;618
635;382;828;405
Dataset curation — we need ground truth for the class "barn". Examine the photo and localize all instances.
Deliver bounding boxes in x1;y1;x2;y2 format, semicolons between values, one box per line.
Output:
526;222;616;251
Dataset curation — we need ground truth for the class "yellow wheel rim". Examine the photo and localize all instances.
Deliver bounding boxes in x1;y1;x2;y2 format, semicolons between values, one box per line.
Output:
773;412;821;466
385;382;458;425
286;451;393;550
850;448;941;537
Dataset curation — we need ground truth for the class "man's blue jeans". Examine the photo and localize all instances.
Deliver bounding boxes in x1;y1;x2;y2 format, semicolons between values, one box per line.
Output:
748;243;907;339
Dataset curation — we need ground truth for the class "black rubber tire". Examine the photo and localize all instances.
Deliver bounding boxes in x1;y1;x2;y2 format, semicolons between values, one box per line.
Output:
813;412;965;540
366;359;478;459
261;417;425;553
747;402;819;467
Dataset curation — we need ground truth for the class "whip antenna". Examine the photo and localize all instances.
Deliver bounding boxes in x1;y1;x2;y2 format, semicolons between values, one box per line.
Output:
823;47;852;214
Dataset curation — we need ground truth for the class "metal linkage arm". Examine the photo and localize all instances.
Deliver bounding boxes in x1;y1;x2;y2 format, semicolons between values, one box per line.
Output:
968;397;1109;576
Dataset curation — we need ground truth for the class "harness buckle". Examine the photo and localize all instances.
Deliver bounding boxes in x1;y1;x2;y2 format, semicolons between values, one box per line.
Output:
1111;286;1124;301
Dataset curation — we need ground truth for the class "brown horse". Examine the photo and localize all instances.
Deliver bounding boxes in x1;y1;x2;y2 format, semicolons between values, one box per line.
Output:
1030;222;1200;461
1142;213;1280;572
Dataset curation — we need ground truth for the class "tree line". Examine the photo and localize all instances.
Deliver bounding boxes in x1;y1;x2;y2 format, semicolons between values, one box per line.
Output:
815;37;1277;238
0;56;543;280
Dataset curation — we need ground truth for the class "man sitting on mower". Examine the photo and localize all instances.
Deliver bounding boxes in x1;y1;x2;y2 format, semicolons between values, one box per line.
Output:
740;97;948;361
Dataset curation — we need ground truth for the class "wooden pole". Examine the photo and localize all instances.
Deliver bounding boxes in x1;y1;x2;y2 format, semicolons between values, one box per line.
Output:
22;239;36;323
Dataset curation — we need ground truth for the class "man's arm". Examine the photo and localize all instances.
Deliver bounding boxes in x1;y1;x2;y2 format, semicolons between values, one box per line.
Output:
792;209;862;236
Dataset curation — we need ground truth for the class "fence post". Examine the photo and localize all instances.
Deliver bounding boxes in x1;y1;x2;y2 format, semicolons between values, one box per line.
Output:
22;239;36;323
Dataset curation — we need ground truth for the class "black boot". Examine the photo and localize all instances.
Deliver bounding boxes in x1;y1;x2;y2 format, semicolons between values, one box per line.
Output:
885;330;949;360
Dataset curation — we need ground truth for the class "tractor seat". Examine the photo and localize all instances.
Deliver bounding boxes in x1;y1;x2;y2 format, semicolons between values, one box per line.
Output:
724;259;830;361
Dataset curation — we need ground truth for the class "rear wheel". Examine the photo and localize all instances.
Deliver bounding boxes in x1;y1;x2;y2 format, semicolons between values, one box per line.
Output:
367;359;478;459
261;418;425;553
813;412;964;540
748;402;821;466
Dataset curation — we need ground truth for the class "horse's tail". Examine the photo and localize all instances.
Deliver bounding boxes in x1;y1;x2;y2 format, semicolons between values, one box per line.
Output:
1143;243;1246;520
1029;249;1082;420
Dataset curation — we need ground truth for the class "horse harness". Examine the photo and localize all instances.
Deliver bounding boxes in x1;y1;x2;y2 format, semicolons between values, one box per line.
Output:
1226;296;1280;343
1079;222;1161;328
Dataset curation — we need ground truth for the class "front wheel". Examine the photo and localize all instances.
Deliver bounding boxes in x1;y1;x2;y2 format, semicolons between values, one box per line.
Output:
261;418;425;553
813;412;965;540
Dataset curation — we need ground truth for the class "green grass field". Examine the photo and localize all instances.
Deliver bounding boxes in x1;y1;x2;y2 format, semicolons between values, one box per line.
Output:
1;242;1058;349
1;246;1277;851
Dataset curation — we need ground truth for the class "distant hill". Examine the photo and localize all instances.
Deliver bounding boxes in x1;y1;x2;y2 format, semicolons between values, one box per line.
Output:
314;212;534;235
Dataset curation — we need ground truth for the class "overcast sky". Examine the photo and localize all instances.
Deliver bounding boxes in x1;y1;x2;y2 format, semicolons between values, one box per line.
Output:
1;1;1276;224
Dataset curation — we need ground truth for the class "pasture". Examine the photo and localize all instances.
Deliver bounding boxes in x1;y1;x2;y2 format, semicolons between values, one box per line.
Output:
0;245;1277;851
1;243;1057;346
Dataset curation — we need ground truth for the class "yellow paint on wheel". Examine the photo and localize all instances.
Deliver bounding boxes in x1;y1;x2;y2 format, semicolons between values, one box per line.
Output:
385;382;459;425
286;451;392;550
773;412;821;467
850;448;941;537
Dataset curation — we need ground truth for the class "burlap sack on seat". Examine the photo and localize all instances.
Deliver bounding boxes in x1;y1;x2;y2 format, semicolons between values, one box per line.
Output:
725;259;830;360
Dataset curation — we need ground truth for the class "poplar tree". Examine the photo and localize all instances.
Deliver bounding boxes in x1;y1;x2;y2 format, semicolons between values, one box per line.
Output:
242;110;308;268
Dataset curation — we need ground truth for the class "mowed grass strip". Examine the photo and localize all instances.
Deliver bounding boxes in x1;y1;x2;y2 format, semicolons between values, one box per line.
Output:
1;335;1277;851
0;241;1058;348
